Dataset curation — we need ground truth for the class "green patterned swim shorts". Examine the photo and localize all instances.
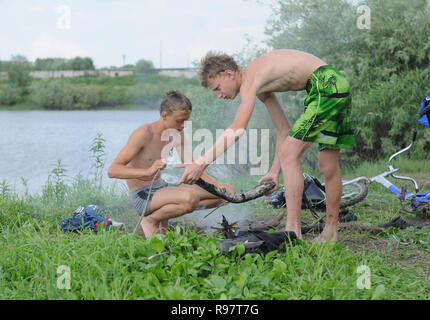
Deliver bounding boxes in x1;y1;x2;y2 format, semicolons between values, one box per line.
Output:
289;65;355;151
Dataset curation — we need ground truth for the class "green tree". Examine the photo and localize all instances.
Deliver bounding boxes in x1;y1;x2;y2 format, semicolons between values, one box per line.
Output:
34;58;68;70
135;59;155;74
69;56;95;70
263;0;430;161
34;57;95;71
265;0;355;66
7;54;32;96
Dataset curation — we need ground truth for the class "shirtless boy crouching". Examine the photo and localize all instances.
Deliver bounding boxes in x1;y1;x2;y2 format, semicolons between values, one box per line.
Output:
108;90;234;238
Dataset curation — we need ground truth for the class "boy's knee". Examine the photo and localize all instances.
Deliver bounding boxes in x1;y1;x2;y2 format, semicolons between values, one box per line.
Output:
318;160;339;179
280;146;300;166
181;192;200;213
279;138;309;166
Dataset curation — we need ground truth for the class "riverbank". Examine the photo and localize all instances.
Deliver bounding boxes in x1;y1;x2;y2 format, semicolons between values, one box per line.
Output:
1;145;430;299
0;73;199;110
1;166;430;299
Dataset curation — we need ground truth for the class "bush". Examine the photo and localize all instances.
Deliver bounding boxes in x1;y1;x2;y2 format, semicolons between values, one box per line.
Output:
30;80;99;110
264;0;430;161
0;85;23;105
98;86;128;107
135;59;155;74
352;68;430;160
30;80;131;109
27;74;200;110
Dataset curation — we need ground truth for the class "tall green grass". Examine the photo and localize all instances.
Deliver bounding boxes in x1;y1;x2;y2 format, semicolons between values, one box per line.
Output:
1;134;429;300
1;222;429;299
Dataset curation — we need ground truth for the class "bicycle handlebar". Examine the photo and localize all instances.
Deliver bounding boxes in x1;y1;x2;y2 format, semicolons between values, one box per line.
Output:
387;128;420;192
388;129;417;169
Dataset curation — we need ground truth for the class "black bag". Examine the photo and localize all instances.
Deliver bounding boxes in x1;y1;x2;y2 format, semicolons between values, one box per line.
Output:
267;173;326;209
217;228;298;255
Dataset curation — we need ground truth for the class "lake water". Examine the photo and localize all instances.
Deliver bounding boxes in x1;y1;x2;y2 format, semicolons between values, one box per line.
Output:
0;110;176;195
0;109;255;229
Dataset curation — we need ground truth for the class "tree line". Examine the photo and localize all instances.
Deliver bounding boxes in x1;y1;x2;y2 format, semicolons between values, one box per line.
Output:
1;0;429;164
262;0;430;162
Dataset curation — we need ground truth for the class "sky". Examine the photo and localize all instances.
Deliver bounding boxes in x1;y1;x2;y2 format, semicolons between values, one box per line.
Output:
0;0;273;68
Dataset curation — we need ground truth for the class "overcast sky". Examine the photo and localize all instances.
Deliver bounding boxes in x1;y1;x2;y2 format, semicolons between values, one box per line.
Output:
0;0;273;68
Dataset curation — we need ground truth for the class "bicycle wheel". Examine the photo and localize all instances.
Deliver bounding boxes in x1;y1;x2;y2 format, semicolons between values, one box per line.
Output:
401;202;430;218
340;180;369;208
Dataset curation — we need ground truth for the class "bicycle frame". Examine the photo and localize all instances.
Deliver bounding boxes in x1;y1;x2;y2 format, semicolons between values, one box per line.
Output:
343;129;430;210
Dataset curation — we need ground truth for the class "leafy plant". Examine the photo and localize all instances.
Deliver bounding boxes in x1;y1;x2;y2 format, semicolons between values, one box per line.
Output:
0;179;10;199
89;133;106;187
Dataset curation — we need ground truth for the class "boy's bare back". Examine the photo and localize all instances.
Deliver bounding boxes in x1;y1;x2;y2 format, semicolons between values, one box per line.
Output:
243;49;327;95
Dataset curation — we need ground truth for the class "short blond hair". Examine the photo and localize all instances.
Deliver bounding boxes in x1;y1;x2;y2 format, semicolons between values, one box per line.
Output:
198;51;239;87
160;90;192;115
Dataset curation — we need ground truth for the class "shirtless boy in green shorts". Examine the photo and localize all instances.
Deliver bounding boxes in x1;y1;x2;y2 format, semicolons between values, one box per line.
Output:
108;91;233;238
177;50;355;242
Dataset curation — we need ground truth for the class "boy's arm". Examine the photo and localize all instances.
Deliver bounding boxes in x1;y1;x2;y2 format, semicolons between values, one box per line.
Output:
177;90;257;185
175;132;226;187
256;93;291;193
108;128;165;180
258;92;292;175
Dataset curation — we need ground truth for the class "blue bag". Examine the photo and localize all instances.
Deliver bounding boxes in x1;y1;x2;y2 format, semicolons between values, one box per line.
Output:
417;94;430;128
60;206;112;233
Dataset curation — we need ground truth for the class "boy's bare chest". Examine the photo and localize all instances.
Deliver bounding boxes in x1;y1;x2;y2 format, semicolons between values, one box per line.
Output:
133;138;173;168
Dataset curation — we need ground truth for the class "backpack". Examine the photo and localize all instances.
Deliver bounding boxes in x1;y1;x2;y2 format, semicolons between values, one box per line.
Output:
417;93;430;128
60;206;112;233
266;173;326;210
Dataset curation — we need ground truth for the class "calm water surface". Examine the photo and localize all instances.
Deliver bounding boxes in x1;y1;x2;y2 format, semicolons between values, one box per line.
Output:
0;110;170;195
0;110;255;228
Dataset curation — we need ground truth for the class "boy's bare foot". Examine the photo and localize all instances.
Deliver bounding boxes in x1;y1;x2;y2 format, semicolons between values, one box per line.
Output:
140;216;160;239
285;228;303;240
314;224;338;242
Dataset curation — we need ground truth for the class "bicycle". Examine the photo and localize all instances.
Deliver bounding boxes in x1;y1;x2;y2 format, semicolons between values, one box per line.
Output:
204;95;430;237
341;93;430;216
346;130;430;217
268;94;430;218
265;170;369;215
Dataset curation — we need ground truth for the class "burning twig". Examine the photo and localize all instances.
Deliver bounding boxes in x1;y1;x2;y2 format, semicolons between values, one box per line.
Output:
211;215;239;239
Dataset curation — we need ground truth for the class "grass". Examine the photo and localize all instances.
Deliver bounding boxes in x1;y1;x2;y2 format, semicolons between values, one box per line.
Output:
1;137;430;300
0;103;40;111
1;215;429;299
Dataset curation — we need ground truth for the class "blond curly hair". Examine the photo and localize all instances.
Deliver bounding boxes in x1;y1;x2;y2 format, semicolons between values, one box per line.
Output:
198;51;239;87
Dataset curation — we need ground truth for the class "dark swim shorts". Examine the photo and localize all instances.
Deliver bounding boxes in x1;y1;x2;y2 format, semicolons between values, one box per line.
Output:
289;65;355;151
129;179;208;216
130;179;178;216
